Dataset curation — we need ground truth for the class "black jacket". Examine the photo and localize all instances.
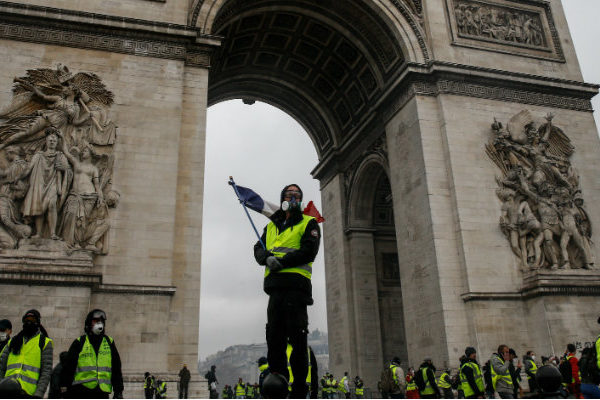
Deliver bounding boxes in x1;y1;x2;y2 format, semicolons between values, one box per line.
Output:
60;334;124;396
254;209;320;297
419;362;440;396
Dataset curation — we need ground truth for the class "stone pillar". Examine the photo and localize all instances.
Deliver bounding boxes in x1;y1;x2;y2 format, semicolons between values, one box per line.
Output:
345;229;384;386
168;65;209;370
321;174;358;375
384;95;473;368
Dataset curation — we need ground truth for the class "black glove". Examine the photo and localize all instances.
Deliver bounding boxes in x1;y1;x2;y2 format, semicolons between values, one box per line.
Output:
266;256;284;272
255;248;273;265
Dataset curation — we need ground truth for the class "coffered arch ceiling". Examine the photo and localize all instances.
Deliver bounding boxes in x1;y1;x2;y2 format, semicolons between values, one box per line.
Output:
205;0;425;157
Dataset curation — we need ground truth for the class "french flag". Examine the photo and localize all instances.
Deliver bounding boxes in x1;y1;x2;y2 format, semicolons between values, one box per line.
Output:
235;185;324;223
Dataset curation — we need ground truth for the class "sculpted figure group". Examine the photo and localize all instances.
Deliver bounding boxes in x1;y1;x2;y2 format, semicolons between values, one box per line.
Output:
0;65;119;253
454;1;544;46
486;110;594;271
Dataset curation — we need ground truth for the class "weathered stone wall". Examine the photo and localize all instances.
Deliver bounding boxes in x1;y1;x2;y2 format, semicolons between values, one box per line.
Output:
0;34;208;380
12;0;190;25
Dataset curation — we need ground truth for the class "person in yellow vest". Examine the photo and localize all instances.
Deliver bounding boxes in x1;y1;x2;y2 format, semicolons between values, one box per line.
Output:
330;374;338;399
460;347;485;399
523;351;539;395
246;382;255;399
60;309;123;398
419;358;440;399
438;368;454;398
235;377;246;399
389;357;406;398
156;379;167;399
490;345;514;399
0;309;53;398
354;376;364;399
405;368;419;399
338;372;350;399
253;184;320;399
144;372;155;399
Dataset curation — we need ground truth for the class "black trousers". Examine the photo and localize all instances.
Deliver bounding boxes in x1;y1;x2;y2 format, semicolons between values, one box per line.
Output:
179;383;189;398
266;288;309;399
145;389;154;399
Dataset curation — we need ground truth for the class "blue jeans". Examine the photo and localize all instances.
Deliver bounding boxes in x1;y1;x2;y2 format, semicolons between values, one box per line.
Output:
581;383;600;399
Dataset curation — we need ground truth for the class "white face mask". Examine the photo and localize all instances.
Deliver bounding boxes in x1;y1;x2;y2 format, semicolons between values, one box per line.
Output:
0;332;7;341
92;322;104;335
531;355;535;360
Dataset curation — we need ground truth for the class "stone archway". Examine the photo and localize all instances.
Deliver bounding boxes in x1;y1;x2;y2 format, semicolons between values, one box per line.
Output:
199;0;424;385
1;0;600;396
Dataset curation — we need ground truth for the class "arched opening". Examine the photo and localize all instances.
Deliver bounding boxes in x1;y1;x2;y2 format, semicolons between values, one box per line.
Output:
200;0;422;385
198;100;329;383
347;157;407;378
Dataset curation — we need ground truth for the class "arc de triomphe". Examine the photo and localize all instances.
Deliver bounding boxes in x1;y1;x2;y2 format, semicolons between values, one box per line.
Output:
0;0;599;394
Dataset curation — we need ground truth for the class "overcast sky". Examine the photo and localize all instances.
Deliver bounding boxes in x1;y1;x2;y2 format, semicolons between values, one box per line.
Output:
197;0;600;361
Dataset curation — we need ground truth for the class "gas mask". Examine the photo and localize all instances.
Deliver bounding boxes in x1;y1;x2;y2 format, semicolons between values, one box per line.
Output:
281;196;301;212
92;322;104;335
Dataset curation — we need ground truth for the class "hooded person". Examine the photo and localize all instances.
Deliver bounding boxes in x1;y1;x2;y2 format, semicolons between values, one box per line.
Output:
418;357;440;399
0;309;53;399
253;184;320;399
60;309;123;399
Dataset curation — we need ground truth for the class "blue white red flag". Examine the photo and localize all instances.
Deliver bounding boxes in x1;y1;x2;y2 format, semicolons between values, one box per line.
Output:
234;185;280;218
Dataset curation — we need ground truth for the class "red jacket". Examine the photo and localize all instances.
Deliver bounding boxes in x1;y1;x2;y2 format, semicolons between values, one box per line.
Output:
567;353;580;384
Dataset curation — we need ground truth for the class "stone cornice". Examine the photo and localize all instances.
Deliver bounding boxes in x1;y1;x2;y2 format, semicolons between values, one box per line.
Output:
93;283;176;296
0;1;222;67
0;264;176;296
312;61;598;183
0;265;102;286
461;271;600;302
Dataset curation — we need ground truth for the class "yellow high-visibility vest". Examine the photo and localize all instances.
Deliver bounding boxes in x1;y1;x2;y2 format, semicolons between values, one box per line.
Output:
460;362;484;398
438;372;452;389
420;367;435;395
491;356;513;390
72;335;113;393
5;333;52;396
265;215;315;279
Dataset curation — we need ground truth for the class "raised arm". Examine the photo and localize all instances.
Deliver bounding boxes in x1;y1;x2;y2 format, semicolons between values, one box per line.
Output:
14;78;62;104
56;131;78;169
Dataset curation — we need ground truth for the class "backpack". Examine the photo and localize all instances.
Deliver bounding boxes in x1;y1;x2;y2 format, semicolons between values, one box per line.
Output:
558;357;572;384
579;346;600;385
413;368;426;391
380;365;400;393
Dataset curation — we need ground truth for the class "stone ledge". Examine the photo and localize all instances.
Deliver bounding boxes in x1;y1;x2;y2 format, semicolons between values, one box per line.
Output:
0;264;176;296
0;264;101;286
461;270;600;302
93;283;176;296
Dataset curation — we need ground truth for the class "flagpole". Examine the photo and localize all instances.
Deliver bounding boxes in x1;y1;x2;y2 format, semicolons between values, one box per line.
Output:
228;176;266;250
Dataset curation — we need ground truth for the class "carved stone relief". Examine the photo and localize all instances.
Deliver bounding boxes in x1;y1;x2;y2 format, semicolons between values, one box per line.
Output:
0;65;119;257
445;0;564;61
486;110;594;271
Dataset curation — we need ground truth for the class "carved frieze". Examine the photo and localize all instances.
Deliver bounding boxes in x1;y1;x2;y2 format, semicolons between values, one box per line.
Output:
486;110;594;272
0;65;119;260
445;0;564;61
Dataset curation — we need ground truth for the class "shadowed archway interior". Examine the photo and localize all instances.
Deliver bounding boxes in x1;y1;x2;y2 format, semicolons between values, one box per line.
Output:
207;0;407;158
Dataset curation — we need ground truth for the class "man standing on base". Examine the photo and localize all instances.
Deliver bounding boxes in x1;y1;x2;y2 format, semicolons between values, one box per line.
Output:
178;364;190;398
254;184;320;399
